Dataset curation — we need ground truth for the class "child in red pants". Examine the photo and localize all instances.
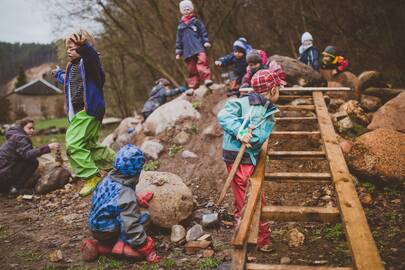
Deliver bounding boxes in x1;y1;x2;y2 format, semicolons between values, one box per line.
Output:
218;62;286;251
175;0;213;89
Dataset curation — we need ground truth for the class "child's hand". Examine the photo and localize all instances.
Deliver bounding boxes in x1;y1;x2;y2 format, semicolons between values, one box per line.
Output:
204;42;211;48
69;33;87;47
176;54;181;60
332;69;338;76
48;142;60;151
215;61;222;66
51;65;60;76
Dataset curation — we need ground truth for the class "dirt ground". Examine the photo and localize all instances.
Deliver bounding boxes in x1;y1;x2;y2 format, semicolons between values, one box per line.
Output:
0;90;403;270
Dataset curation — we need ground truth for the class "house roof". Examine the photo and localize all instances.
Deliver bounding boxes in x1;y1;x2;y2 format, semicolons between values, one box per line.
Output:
14;79;63;95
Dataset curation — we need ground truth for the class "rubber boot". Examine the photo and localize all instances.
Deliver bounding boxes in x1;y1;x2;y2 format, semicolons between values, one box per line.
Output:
137;236;161;263
112;240;143;259
81;239;114;262
79;175;101;197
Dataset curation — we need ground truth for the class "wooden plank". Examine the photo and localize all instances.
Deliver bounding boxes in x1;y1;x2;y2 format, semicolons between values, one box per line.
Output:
247;193;262;245
275;116;317;121
246;264;352;270
231;244;248;270
268;150;326;159
312;91;384;270
265;172;331;180
232;139;269;247
279;95;313;99
262;206;340;223
278;105;315;111
264;178;331;184
271;131;321;137
281;87;351;91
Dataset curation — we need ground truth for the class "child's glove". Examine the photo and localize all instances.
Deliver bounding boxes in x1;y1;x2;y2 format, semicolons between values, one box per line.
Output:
204;42;211;48
215;60;222;66
178;86;187;93
137;192;154;208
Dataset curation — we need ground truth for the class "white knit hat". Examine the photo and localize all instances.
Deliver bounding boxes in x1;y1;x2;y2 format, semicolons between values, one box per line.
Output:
179;0;194;14
301;32;313;43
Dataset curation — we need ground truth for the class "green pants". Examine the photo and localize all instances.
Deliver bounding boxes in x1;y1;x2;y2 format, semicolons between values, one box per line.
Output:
66;111;115;179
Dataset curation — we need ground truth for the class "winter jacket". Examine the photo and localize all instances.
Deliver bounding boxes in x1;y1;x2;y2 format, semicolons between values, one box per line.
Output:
88;170;147;248
142;84;186;114
299;46;320;70
241;64;267;87
54;42;106;121
218;53;247;84
176;16;209;59
0;126;50;179
217;93;279;165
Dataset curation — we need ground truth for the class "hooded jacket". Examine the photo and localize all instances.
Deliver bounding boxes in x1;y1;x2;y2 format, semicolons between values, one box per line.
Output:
88;170;147;248
217;93;279;165
142;84;186;114
175;16;209;59
0;126;50;178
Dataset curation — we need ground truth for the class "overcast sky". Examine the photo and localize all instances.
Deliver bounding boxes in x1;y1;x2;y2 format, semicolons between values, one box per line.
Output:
0;0;58;43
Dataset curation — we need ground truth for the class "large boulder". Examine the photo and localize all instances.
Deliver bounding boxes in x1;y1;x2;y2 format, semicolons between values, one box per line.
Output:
367;92;405;132
140;140;164;160
339;100;370;126
321;69;360;100
358;71;390;93
34;155;71;194
136;171;193;228
143;98;200;135
346;128;405;185
360;95;382;112
267;55;326;86
363;87;405;104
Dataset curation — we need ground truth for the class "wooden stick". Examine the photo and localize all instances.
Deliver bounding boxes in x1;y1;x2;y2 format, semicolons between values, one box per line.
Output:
280;87;351;91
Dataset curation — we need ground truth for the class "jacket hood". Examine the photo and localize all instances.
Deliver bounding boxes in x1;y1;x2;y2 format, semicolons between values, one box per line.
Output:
5;125;26;140
109;169;140;187
149;84;165;98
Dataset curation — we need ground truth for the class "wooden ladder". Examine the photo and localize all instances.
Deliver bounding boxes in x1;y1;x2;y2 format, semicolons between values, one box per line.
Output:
229;87;384;270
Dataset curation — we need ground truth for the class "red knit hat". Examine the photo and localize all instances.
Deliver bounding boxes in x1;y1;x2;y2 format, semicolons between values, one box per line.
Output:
251;61;286;93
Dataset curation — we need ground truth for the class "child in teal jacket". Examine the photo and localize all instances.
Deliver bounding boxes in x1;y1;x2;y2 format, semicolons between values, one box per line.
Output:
217;61;286;251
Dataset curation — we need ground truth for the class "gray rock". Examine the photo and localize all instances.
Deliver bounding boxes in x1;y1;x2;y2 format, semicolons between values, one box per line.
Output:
182;150;198;159
194;86;210;100
173;131;191;145
202;213;219;227
280;257;291;264
337;117;354;133
360;95;382;112
193;208;212;222
339;100;370;126
186;224;204;242
140;140;164;160
202;123;223;137
170;225;186;243
290;98;313;106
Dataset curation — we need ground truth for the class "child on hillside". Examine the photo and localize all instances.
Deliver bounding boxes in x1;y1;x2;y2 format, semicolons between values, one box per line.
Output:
298;32;320;70
81;144;160;263
175;0;213;90
217;61;286;251
240;49;268;88
321;46;349;75
142;78;187;120
215;37;249;96
53;29;115;197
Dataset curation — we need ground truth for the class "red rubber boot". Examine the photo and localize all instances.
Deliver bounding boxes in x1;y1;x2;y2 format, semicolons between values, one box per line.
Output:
137;236;161;263
81;239;114;262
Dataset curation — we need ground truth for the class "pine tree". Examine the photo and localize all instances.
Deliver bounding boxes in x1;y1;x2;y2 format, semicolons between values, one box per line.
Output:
14;66;27;89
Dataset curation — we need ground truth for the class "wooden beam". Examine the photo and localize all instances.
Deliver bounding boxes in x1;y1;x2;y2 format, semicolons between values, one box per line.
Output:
247;194;262;245
246;264;353;270
264;178;331;184
232;139;269;247
279;95;313;99
271;131;321;137
262;206;340;223
313;91;384;270
281;87;351;91
268;150;326;159
275;116;317;121
231;244;248;270
265;172;331;180
278;105;315;111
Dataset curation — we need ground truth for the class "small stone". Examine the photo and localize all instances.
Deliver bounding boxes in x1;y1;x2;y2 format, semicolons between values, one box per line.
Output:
174;131;191;145
184;240;211;254
182;150;199;159
288;228;305;247
140;140;164;160
337;117;354;133
203;249;215;258
193;208;212;222
48;250;63;262
247;256;256;262
339;140;353;154
205;201;214;208
359;193;373;205
391;199;401;204
186;224;204;242
22;195;33;200
290;98;313;106
313;260;328;265
320;195;331;201
202;213;219;227
280;257;291;264
198;234;212;241
171;225;186;243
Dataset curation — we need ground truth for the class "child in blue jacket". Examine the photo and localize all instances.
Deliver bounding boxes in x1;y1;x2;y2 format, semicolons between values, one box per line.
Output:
175;0;213;90
215;37;249;96
298;32;320;70
217;62;286;252
81;144;160;263
52;29;115;197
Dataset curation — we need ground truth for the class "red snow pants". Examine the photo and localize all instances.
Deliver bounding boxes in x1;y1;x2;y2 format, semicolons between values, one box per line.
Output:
226;163;270;247
185;52;211;89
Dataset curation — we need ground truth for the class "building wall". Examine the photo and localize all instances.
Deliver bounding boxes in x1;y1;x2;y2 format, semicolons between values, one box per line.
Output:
8;94;66;120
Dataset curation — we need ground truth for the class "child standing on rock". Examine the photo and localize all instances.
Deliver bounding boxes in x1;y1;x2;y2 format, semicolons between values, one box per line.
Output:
217;62;286;251
53;29;115;197
298;32;320;70
175;0;213;90
81;144;160;263
321;46;349;75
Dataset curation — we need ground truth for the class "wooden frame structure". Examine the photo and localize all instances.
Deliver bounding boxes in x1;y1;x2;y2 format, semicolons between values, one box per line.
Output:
229;87;384;270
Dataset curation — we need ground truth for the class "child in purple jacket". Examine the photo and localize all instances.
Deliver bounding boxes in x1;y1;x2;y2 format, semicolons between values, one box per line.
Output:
175;0;213;90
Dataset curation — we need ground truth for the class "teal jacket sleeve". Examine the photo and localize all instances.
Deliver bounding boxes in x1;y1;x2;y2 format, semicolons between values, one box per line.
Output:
217;100;243;138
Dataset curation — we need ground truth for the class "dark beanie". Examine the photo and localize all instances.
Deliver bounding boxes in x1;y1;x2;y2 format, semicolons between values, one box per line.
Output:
246;49;262;64
155;78;170;86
